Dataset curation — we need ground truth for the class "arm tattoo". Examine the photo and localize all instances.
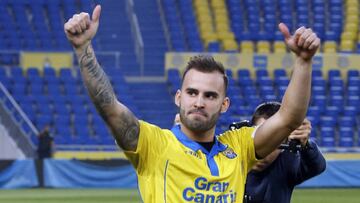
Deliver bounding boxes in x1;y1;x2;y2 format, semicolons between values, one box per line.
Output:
78;44;115;111
113;112;140;151
77;44;139;151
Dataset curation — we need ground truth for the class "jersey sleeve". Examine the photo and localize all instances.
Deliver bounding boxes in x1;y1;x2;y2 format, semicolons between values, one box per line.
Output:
123;120;170;175
232;127;257;172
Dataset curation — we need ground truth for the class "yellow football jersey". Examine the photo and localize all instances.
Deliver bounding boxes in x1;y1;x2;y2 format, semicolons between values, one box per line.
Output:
124;120;257;203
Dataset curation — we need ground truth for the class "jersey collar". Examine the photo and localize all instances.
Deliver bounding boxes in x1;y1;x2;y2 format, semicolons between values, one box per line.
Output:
171;124;227;155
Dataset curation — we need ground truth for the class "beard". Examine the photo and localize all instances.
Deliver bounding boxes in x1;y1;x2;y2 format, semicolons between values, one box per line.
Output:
179;107;221;133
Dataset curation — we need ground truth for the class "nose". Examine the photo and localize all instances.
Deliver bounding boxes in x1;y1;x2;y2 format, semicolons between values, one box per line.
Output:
194;96;205;108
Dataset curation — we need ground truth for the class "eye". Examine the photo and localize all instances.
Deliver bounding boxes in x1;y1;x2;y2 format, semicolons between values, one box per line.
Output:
187;89;197;96
205;93;218;100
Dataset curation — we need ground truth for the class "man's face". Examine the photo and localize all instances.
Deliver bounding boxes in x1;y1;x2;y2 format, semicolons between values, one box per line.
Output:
175;69;229;134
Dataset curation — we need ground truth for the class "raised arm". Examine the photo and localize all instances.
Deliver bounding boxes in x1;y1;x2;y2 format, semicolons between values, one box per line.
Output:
254;23;320;158
64;5;139;151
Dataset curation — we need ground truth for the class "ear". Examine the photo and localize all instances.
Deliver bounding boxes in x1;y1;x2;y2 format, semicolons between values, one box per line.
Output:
221;97;230;113
175;89;181;107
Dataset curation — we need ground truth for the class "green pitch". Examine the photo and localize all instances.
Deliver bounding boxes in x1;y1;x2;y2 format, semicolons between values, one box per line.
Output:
0;189;141;203
0;188;359;203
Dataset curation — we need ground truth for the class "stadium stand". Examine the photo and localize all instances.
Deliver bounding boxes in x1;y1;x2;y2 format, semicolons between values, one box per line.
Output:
0;0;359;158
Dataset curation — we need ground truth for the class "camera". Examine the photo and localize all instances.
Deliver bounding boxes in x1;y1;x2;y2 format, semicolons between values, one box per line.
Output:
279;139;302;153
229;120;302;153
229;120;252;130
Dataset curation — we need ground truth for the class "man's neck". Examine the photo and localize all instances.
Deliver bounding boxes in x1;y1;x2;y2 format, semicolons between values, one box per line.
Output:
180;124;215;142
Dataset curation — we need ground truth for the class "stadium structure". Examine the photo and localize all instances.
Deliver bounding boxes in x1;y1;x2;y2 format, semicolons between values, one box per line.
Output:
0;0;359;190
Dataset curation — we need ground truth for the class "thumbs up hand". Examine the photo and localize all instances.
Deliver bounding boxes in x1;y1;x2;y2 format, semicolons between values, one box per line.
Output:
64;5;101;49
279;23;320;61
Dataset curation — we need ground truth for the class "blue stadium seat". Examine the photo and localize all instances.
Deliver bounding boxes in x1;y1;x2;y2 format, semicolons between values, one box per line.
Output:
328;69;341;79
53;103;71;115
10;67;23;77
312;85;326;96
37;104;54;115
348;77;360;87
347;86;359;96
47;83;63;96
273;69;287;78
343;106;357;117
35;114;53;129
320;116;337;128
74;125;91;138
26;67;40;77
339;127;354;147
319;126;336;147
29;84;43;95
56;126;74;138
11;83;27;95
237;69;251;79
346;96;360;107
347;69;359;79
0;67;7;77
43;67;57;77
73;115;89;127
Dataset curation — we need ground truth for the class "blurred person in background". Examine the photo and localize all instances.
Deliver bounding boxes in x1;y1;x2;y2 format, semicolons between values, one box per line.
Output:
37;124;54;159
243;102;326;203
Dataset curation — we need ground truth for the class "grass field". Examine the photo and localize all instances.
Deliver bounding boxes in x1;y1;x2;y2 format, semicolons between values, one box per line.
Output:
0;188;359;203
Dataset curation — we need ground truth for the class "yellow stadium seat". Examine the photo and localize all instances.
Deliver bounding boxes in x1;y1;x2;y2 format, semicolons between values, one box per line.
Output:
198;15;212;23
211;0;225;8
214;16;229;24
341;32;357;41
217;32;235;41
214;9;227;16
340;40;355;51
223;39;239;51
346;15;359;24
257;41;271;54
240;41;254;53
273;41;287;53
323;41;337;53
212;2;225;9
344;23;358;32
203;32;218;42
194;0;208;7
215;16;228;24
215;23;230;32
196;7;211;16
347;0;359;7
346;7;358;16
199;23;213;32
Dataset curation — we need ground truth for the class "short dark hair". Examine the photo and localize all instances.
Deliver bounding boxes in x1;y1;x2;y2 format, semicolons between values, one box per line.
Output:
251;101;281;125
182;55;228;93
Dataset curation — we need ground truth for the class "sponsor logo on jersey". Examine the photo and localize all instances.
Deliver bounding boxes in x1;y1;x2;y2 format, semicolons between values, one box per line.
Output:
222;147;237;159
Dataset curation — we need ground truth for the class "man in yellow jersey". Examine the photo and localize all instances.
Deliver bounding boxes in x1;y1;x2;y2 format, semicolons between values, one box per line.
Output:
64;5;320;202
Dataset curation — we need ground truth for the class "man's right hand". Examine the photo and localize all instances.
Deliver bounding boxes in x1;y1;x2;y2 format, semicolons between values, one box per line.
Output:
64;5;101;49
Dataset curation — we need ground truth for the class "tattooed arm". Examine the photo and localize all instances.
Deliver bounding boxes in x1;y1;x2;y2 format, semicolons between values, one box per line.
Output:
64;5;139;151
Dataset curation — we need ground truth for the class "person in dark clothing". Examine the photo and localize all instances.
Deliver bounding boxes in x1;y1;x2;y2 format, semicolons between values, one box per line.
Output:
244;102;326;203
37;125;54;159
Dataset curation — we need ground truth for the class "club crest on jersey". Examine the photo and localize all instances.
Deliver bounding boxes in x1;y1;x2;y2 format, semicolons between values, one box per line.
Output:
222;146;237;159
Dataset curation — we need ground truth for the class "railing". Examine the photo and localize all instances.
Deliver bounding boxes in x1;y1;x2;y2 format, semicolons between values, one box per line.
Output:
0;82;37;157
126;0;144;75
157;0;172;50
